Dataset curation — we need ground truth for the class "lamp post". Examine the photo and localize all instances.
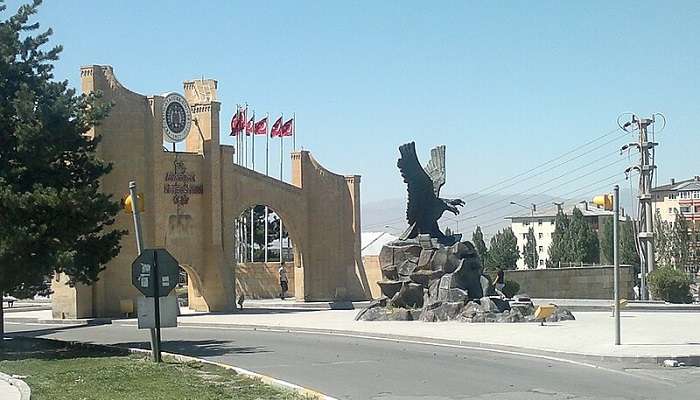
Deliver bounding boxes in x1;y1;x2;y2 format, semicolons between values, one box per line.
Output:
510;201;537;268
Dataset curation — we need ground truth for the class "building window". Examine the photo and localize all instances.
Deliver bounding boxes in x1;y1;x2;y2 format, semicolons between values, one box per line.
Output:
681;192;690;199
522;233;527;239
695;206;700;214
538;246;543;252
538;219;542;225
680;206;691;214
550;219;555;225
538;233;543;239
694;191;700;199
670;193;677;199
539;259;544;266
523;221;530;226
669;208;673;213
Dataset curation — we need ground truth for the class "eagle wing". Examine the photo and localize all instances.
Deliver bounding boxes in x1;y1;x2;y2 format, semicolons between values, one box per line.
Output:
424;145;446;197
397;142;436;227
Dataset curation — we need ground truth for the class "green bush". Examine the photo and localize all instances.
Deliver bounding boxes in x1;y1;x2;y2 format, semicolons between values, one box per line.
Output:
648;267;692;304
502;280;520;298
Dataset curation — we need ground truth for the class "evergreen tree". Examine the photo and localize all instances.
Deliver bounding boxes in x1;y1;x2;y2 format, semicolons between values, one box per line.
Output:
548;211;571;266
523;227;539;269
654;209;673;267
0;1;125;341
601;216;640;266
471;226;488;266
671;211;691;271
548;208;599;266
486;227;519;271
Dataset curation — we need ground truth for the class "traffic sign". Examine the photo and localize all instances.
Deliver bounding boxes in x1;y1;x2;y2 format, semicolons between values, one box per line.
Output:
131;248;179;297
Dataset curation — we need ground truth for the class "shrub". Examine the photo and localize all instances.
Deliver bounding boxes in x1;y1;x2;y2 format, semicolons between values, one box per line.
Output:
648;267;692;304
502;280;520;298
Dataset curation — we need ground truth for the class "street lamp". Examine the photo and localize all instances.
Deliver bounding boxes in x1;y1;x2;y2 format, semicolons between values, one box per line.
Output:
509;201;536;216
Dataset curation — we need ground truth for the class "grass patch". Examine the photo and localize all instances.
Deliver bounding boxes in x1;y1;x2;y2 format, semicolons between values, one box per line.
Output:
0;337;314;400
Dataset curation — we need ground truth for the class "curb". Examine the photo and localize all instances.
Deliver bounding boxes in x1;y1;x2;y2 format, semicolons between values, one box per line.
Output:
0;371;31;400
18;338;336;400
143;320;700;367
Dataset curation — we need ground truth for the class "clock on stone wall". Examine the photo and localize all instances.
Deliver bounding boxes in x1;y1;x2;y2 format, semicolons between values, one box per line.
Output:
162;92;192;143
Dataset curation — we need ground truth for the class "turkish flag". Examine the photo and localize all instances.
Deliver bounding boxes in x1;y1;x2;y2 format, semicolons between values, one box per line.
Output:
230;109;245;135
270;116;283;137
254;117;268;135
280;118;294;137
245;116;255;136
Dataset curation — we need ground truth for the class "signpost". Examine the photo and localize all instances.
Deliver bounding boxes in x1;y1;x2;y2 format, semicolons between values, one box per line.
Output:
125;181;180;363
131;248;179;363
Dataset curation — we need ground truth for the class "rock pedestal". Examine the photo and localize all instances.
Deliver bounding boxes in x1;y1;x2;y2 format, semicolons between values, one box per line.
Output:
356;235;575;323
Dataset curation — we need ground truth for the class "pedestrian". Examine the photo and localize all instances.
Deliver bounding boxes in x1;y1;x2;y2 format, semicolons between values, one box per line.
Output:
494;268;506;298
279;262;288;300
237;293;245;310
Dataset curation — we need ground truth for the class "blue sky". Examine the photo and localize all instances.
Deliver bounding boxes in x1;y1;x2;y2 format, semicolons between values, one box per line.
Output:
6;1;699;204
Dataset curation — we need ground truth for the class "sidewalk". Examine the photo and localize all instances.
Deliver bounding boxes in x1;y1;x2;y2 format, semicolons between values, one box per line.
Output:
0;372;29;400
7;306;700;364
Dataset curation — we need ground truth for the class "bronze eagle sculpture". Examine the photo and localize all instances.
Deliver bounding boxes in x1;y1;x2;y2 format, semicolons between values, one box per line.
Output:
397;142;465;245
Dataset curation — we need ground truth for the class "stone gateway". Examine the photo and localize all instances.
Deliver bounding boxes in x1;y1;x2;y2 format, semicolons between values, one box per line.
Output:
52;65;371;318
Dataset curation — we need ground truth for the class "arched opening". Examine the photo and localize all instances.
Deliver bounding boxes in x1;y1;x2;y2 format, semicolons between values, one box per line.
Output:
233;204;300;300
177;263;206;311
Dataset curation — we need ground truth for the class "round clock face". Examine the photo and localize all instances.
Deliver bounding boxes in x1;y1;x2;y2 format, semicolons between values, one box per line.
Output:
162;93;192;143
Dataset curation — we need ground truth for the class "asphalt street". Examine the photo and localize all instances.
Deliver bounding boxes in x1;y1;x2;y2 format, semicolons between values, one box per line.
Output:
5;321;700;400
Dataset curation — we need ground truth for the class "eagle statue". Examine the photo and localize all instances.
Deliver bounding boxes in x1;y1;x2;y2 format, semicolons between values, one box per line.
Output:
397;142;465;245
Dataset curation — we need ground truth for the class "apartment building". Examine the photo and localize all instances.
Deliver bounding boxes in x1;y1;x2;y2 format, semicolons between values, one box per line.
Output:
507;201;616;270
651;176;700;272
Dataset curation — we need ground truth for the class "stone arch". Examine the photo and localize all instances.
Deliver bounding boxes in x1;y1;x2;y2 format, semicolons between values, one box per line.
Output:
227;195;307;298
178;263;206;310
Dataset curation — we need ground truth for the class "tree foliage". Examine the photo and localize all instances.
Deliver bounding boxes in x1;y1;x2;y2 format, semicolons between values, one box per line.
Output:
0;0;124;300
485;227;519;271
548;208;599;266
523;227;538;269
655;209;693;271
471;226;488;266
601;216;640;266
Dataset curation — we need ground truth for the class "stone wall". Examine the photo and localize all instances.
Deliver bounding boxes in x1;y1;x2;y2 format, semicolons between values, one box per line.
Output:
235;262;295;299
505;265;635;299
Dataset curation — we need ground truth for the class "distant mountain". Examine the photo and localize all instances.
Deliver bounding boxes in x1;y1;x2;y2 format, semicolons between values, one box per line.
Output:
362;189;637;239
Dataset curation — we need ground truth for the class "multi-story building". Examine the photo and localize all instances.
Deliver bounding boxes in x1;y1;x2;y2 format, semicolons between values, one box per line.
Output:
651;176;700;272
507;201;617;270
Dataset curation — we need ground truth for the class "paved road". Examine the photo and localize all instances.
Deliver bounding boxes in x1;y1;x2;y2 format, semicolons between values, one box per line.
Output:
5;321;700;399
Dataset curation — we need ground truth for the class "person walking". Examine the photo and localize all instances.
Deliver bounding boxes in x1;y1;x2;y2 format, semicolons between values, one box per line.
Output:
279;262;289;300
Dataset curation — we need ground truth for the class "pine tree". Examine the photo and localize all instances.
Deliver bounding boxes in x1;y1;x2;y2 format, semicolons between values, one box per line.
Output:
601;216;640;266
0;1;125;341
548;208;599;267
654;209;673;267
671;211;691;271
471;226;488;266
523;227;539;269
486;227;519;271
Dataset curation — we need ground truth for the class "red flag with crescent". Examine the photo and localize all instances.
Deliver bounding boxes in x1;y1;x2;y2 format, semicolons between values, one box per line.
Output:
280;118;294;137
270;116;283;137
254;117;268;135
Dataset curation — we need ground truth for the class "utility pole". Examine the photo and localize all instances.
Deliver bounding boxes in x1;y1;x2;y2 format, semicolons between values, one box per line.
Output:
620;114;662;300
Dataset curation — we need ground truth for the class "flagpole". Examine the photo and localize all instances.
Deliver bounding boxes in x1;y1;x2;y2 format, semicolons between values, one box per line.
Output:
250;207;254;262
293;112;296;151
264;207;269;263
280;113;283;182
265;113;269;176
251;110;256;172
